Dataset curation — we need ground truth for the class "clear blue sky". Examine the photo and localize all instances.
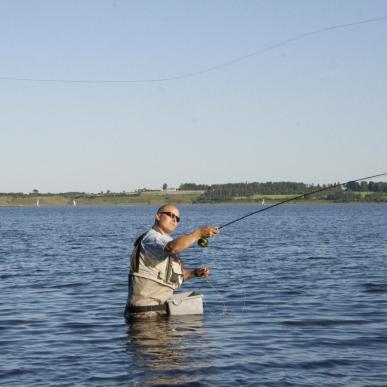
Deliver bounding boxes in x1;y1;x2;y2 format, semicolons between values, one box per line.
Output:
1;1;387;193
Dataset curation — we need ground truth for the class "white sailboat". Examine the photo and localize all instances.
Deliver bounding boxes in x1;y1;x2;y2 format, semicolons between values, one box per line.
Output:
73;200;77;206
36;199;40;207
261;198;265;206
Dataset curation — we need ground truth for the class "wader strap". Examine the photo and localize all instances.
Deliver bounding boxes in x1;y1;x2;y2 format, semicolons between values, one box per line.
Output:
133;232;146;273
127;303;168;314
165;256;172;282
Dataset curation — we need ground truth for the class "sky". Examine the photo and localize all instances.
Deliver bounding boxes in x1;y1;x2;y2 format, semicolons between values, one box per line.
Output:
1;1;387;193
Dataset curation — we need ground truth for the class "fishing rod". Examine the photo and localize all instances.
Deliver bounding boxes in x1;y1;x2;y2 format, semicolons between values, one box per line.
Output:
198;172;387;247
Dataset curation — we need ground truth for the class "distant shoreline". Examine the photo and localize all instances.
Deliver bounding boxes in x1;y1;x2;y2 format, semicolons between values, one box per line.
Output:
1;190;386;207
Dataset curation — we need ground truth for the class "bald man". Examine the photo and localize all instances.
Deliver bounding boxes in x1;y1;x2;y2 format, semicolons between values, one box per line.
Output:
125;204;218;317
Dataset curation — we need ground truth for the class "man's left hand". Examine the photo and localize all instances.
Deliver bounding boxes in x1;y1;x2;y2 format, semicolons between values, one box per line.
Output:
195;267;209;277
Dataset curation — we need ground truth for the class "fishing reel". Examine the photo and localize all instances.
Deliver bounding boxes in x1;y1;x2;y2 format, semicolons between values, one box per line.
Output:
197;227;220;248
197;237;209;248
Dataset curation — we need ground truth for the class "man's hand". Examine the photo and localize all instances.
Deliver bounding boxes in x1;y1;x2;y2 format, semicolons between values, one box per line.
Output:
197;227;219;239
183;267;210;281
195;267;209;278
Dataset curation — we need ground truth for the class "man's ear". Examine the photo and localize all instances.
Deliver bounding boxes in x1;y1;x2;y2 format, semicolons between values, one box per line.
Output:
155;213;161;222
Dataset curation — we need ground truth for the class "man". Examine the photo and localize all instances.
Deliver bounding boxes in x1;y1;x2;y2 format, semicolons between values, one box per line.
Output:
124;204;218;318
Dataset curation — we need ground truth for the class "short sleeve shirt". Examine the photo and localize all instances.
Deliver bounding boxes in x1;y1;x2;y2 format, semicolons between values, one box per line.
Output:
141;228;173;261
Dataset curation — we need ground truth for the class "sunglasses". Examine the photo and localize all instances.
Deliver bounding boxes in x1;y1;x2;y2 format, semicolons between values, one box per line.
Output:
159;211;180;223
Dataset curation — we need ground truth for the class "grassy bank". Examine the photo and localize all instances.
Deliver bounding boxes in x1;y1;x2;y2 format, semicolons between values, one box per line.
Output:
0;191;204;206
2;190;386;207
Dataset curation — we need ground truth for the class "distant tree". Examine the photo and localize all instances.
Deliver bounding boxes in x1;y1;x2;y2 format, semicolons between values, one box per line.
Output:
360;181;369;192
162;183;168;191
346;181;360;192
32;189;39;194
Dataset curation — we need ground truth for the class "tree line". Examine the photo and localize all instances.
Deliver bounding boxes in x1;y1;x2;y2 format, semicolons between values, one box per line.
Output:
345;181;387;193
177;181;387;202
2;181;386;202
178;183;210;191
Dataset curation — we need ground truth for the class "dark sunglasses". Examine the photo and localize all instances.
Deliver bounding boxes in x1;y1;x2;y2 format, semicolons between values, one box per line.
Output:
159;211;180;223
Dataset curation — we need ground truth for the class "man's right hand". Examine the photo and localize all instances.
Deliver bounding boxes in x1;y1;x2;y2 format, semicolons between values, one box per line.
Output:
197;226;219;240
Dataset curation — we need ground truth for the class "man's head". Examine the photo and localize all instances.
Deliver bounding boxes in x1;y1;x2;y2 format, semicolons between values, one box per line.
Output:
155;204;180;234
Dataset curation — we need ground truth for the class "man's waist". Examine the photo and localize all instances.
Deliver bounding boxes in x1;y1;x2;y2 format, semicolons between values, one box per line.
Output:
127;303;168;314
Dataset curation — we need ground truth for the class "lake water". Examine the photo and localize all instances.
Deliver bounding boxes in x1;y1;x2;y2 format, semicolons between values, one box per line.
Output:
1;204;387;386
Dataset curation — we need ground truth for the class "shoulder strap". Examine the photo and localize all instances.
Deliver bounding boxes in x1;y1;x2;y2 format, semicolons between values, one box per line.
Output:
134;232;146;247
133;232;147;273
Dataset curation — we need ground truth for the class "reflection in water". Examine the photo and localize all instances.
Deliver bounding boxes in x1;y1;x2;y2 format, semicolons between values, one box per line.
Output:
126;315;210;385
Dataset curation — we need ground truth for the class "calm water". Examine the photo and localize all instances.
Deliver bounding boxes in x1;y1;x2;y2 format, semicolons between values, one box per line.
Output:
1;204;387;386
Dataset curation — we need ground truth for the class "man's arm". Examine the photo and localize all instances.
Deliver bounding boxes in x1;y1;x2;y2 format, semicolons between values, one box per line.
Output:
166;227;218;255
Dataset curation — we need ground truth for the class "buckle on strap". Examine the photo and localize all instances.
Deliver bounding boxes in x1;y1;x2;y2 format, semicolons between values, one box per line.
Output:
127;303;167;314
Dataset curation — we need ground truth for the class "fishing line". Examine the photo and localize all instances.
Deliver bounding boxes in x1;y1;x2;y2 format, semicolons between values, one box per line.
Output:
196;246;228;316
1;16;386;84
196;229;245;316
198;172;387;247
204;277;228;316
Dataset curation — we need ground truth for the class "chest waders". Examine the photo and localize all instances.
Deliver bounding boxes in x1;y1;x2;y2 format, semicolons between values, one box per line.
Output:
126;232;184;314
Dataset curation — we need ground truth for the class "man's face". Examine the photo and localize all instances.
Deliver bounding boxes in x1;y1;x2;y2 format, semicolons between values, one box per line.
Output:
156;206;180;234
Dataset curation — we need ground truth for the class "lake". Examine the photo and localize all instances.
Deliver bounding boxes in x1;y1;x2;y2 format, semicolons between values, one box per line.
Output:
1;204;387;386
